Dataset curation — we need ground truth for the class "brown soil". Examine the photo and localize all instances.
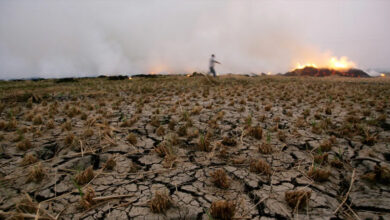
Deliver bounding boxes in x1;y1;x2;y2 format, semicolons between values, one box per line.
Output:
0;75;389;219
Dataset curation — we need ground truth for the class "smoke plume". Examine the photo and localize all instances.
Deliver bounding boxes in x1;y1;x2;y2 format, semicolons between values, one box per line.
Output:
0;0;389;79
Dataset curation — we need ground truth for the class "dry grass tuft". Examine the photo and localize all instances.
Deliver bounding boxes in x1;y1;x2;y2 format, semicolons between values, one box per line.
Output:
46;119;55;129
149;191;173;213
277;130;286;142
209;200;236;220
120;115;139;127
197;135;211;152
105;157;116;170
62;120;72;131
249;126;263;140
32;114;43;125
330;159;343;168
313;153;328;165
210;169;230;189
64;133;75;147
319;140;332;152
154;142;171;157
221;136;237;147
156;126;165;136
21;153;38;166
168;119;176;130
307;167;330;182
362;165;390;184
285;190;311;210
231;156;246;165
17;139;33;151
27;162;45;183
16;194;38;213
150;116;160;127
250;159;271;175
126;133;137;145
75;166;95;185
258;142;273;154
80;187;96;210
177;125;187;137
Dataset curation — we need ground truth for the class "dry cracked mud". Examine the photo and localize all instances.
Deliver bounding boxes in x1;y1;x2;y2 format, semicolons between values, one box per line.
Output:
0;75;389;219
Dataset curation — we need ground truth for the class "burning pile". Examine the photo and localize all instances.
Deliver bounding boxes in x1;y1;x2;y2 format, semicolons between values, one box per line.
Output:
285;57;370;77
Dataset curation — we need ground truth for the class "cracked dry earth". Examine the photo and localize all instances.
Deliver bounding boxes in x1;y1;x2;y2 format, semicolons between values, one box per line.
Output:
0;76;390;220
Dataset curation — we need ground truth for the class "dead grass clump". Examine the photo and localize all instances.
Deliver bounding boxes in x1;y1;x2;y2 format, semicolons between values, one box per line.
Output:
27;162;45;183
250;159;271;175
163;154;177;168
191;106;202;115
126;133;137;145
16;194;38;213
149;191;173;213
330;159;343;168
156;126;165;136
64;133;75;146
307;167;330;182
67;106;81;117
277;130;286;142
209;200;236;220
285;190;311;210
362;130;377;146
83;128;94;137
46;119;55;129
0;120;6;130
319;140;332;152
62;120;72;131
75;166;95;185
232;157;246;165
154;141;175;157
80;187;96;210
258;142;273;154
221;136;237;146
197;135;211;152
32;114;43;125
362;165;390;184
264;104;272;111
313;153;328;165
80;112;88;120
21;153;38;166
105;157;116;170
325;106;332;115
168;119;176;130
120;115;139;127
5;118;17;131
249;126;263;140
17;139;33;151
177;125;187;137
150;116;160;127
211;169;230;189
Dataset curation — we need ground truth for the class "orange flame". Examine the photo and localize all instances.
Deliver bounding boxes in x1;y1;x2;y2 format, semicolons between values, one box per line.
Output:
380;73;385;77
294;56;356;70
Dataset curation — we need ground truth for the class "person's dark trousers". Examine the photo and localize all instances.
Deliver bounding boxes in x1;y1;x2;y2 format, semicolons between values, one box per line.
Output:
210;67;216;77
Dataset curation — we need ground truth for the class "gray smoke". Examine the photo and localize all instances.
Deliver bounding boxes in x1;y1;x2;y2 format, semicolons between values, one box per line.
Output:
0;0;389;79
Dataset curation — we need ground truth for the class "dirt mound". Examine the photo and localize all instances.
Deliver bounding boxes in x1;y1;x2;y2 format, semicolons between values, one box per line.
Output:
285;66;370;77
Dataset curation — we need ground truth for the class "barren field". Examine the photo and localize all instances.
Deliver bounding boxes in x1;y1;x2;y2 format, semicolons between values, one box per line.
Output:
0;75;389;220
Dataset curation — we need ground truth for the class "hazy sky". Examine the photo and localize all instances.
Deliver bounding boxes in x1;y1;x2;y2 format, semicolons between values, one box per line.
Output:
0;0;389;79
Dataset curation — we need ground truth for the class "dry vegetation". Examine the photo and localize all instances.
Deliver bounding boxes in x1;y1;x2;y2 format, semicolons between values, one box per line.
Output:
0;75;389;219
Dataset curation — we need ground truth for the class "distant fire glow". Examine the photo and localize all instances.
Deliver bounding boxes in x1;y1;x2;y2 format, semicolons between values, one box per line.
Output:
381;73;386;77
295;56;356;70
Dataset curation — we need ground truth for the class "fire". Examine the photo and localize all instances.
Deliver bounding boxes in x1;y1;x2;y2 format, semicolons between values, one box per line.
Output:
295;63;318;69
328;56;355;70
380;73;385;77
294;56;356;70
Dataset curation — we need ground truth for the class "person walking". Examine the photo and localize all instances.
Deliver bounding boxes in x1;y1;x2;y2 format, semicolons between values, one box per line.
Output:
209;54;221;77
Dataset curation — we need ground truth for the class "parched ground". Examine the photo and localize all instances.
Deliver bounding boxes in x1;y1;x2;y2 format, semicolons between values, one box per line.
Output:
0;75;389;220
